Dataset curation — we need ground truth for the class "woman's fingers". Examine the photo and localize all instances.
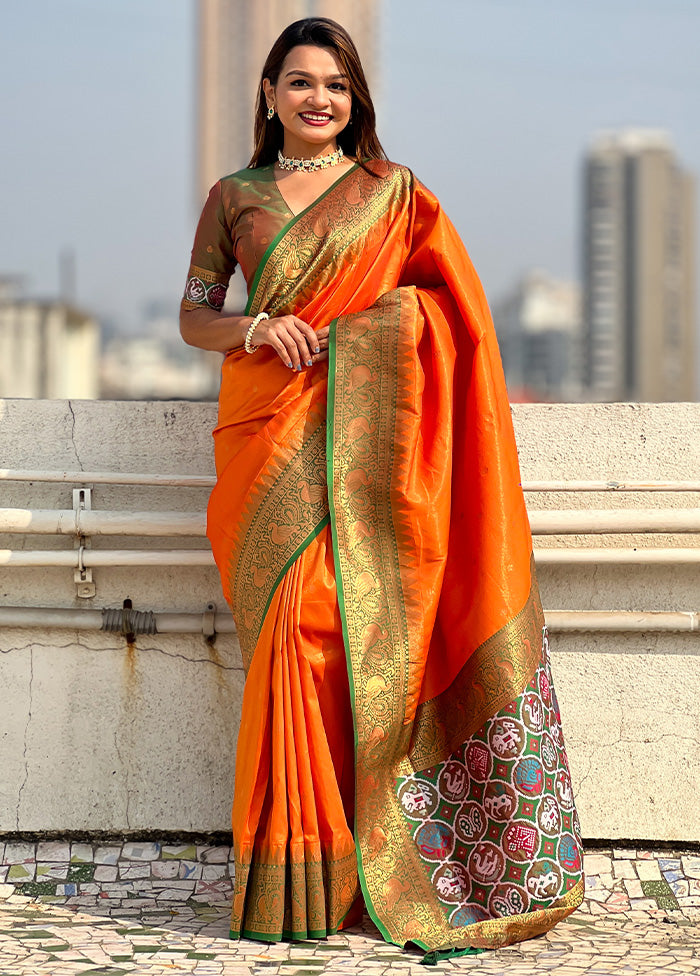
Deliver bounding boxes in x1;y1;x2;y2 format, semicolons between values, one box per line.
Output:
286;317;316;368
252;317;303;368
254;315;326;369
296;318;322;357
249;315;332;368
251;320;295;367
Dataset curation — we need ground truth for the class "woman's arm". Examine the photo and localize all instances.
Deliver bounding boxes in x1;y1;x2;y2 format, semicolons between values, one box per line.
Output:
179;307;253;353
180;307;328;369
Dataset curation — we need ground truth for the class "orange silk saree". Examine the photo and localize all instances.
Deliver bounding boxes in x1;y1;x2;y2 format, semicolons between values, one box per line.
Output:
187;160;584;953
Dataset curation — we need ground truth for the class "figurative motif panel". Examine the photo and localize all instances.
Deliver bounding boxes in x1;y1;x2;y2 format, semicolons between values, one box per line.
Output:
396;629;582;927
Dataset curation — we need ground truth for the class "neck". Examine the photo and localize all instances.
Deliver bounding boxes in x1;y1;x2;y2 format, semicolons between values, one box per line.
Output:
281;139;338;161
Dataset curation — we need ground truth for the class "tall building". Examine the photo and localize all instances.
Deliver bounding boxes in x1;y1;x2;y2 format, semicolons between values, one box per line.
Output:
582;130;696;402
492;271;582;402
196;0;380;206
0;278;99;399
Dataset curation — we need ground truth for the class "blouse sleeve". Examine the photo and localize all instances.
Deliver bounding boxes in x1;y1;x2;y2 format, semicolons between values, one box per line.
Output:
181;181;237;312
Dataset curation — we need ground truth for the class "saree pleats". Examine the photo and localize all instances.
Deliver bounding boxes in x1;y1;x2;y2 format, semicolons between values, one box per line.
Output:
203;161;584;951
230;526;359;940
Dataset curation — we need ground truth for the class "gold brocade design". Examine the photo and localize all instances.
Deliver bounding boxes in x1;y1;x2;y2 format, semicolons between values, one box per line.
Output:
409;564;544;771
329;292;582;951
228;166;409;669
231;849;360;940
222;170;411;944
248;163;410;318
187;263;228;284
228;416;329;671
452;877;585;949
330;292;413;763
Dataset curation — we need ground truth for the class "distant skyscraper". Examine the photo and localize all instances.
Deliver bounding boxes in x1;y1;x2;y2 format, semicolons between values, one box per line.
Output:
582;130;696;402
196;0;380;207
492;271;581;402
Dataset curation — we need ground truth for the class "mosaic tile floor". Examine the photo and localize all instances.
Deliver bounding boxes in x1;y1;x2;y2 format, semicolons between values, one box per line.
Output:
0;844;698;975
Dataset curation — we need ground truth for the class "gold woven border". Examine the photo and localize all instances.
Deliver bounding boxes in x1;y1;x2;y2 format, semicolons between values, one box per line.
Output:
230;849;359;940
227;417;329;670
409;563;544;771
329;289;583;950
249;164;411;318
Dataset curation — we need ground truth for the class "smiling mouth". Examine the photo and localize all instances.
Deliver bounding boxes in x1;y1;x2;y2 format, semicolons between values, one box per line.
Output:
299;112;333;124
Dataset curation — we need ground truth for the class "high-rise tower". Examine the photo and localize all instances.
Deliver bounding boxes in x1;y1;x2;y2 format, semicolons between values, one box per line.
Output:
196;0;380;207
582;130;696;401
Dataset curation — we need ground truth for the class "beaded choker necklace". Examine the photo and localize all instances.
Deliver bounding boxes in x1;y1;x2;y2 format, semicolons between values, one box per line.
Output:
277;146;344;172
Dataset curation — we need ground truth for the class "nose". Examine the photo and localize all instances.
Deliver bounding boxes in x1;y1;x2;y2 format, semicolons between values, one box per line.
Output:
307;85;330;108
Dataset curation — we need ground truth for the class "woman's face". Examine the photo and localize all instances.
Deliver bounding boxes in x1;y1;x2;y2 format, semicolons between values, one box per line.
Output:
264;44;352;158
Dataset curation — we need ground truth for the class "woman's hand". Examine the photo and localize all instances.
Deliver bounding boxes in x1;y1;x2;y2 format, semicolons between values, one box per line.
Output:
179;306;330;365
311;326;330;364
252;315;328;370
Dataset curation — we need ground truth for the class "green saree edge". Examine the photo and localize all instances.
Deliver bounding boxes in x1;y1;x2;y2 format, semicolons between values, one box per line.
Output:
245;163;359;316
326;315;396;950
234;926;330;942
256;513;331;643
420;946;483;965
326;316;357;723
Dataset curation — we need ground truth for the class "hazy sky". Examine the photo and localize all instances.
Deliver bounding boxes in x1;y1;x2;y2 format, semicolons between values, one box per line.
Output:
2;0;699;329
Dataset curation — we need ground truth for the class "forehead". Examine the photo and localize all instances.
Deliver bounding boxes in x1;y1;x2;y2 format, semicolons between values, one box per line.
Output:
280;44;345;78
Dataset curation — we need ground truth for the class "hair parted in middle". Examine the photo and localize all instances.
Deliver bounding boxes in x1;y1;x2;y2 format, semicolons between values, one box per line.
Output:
248;17;386;173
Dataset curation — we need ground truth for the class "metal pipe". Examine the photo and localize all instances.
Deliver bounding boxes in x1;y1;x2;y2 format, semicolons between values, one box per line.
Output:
0;509;206;537
529;509;700;535
523;480;700;492
4;470;700;493
0;469;216;488
0;605;236;635
2;507;700;539
4;547;700;569
534;547;700;565
546;611;700;633
0;549;216;567
0;605;696;636
0;607;105;629
155;612;235;634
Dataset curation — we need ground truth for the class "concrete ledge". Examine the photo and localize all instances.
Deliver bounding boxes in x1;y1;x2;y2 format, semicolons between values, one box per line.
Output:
0;399;699;840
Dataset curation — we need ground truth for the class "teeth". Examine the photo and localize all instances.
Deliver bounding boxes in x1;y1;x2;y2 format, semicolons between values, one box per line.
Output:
301;113;331;121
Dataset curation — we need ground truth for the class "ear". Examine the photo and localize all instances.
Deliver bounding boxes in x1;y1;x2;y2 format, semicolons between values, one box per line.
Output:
262;78;274;107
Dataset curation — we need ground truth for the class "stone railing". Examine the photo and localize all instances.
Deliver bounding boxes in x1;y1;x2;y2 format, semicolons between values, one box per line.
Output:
0;399;699;843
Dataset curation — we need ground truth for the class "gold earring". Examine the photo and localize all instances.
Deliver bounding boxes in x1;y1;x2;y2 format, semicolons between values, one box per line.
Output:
267;104;275;120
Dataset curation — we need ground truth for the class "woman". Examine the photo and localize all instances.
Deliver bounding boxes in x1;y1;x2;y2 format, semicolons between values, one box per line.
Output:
181;17;583;957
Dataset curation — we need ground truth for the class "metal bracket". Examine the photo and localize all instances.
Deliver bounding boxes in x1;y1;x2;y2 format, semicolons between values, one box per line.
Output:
73;487;96;598
202;602;216;640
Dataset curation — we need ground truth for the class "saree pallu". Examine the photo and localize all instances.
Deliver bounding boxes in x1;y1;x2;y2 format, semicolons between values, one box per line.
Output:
207;161;584;952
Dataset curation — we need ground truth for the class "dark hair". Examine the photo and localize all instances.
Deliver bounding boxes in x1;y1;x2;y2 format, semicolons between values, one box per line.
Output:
248;17;386;172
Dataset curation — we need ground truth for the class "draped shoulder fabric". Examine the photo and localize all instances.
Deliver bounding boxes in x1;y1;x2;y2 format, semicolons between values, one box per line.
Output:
184;161;584;952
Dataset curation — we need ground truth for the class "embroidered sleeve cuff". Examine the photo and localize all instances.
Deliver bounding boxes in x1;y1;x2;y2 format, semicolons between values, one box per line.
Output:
182;266;230;311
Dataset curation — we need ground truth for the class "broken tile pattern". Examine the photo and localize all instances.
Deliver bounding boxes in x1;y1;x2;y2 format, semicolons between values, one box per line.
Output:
0;843;697;975
0;842;234;910
581;848;700;916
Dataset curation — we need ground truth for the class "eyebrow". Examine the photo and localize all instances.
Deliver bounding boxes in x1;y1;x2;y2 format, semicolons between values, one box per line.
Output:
284;69;348;80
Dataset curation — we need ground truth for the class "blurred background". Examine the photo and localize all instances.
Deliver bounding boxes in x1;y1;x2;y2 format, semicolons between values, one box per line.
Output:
1;0;698;403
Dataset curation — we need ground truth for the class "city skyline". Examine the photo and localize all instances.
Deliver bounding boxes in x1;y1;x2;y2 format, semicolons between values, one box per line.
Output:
2;0;699;397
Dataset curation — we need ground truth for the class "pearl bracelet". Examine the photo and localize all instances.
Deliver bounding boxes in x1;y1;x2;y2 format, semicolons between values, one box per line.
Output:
244;311;269;354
